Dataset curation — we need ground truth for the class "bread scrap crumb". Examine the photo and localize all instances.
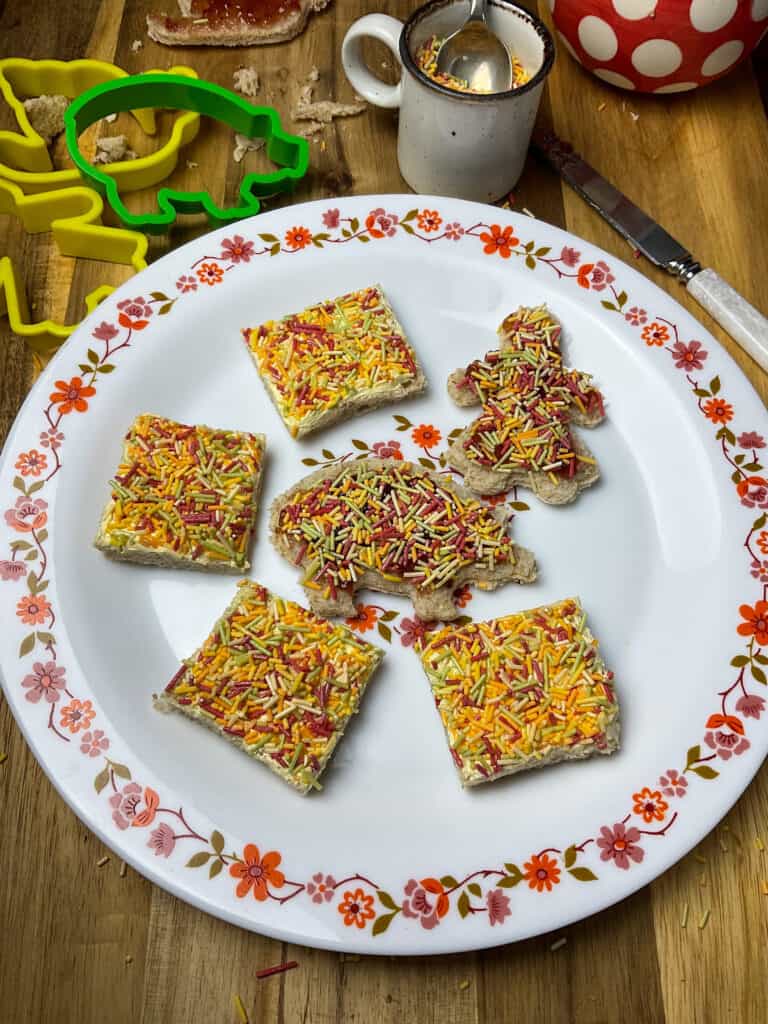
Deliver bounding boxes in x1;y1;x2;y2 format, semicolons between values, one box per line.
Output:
131;38;143;52
23;94;69;145
233;66;260;97
94;135;137;164
298;122;324;138
292;67;366;124
630;111;639;122
233;132;266;163
186;159;199;169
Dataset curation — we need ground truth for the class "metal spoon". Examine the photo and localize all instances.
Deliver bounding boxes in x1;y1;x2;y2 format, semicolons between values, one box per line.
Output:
435;0;513;94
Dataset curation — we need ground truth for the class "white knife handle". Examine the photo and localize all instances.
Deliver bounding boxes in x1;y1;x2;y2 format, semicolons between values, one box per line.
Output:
686;268;768;374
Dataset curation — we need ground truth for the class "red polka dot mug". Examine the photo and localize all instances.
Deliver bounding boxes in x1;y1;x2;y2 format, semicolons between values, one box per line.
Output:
550;0;768;92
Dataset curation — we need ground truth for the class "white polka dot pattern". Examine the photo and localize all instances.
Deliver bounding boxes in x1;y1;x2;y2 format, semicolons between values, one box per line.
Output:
612;0;658;19
654;81;699;92
578;15;619;60
631;38;683;76
594;68;637;88
701;38;744;75
689;0;737;33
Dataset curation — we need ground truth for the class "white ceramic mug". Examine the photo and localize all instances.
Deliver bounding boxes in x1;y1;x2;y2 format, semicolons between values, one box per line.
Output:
342;0;554;202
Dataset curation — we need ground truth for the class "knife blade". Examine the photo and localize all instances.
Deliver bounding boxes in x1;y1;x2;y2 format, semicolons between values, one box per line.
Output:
533;129;768;374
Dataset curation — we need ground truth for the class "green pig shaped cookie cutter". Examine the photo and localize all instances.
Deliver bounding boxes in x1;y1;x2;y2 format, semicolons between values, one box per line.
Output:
64;74;309;235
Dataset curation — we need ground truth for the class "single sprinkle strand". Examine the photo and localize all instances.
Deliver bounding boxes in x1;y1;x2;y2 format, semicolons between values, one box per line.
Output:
256;960;299;980
761;880;768;896
234;994;249;1024
680;902;689;928
459;979;470;991
96;855;110;867
550;937;567;952
120;860;128;878
698;909;711;930
0;751;7;765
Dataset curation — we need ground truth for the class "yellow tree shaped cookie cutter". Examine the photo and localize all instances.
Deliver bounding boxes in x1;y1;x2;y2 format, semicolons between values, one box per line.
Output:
0;177;148;353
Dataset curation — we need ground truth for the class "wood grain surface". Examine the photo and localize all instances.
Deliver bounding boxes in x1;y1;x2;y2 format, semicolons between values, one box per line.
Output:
1;2;767;1021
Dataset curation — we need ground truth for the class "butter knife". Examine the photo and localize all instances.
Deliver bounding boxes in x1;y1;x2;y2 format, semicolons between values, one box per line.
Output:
533;130;768;374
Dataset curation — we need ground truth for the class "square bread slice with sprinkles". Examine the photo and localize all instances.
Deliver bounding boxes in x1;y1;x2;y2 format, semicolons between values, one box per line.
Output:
242;284;426;438
154;581;384;794
94;414;265;573
418;598;619;787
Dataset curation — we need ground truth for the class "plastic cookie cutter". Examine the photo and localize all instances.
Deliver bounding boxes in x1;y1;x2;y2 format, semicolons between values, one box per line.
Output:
0;58;201;194
64;73;310;235
0;177;148;353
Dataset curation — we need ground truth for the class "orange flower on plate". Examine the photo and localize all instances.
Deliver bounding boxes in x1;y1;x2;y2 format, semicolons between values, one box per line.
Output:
757;531;768;555
632;786;668;823
338;887;376;928
703;397;734;424
641;322;669;346
15;449;47;477
479;224;518;259
131;786;161;828
346;605;378;632
230;844;285;900
16;593;51;625
523;853;561;892
285;226;313;250
738;600;768;644
576;263;595;288
196;262;224;286
417;209;442;233
412;423;442;448
49;376;96;414
60;698;96;734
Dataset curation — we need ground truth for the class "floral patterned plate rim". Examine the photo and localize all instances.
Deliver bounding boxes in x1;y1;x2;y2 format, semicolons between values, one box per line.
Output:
1;195;766;955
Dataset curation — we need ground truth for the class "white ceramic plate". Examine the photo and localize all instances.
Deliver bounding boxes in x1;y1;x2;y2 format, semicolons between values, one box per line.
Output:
2;196;767;955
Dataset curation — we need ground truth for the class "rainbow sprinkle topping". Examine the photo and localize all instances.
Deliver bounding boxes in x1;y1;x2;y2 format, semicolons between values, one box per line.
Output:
275;460;522;604
244;286;423;438
419;598;619;786
414;34;529;94
457;306;604;481
161;582;384;793
96;414;264;571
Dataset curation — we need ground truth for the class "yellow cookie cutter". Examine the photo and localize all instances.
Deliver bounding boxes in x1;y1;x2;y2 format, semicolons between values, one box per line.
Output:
0;177;148;353
0;58;201;194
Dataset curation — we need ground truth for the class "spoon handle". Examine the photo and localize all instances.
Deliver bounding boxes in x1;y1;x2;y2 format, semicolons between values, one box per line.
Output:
467;0;488;22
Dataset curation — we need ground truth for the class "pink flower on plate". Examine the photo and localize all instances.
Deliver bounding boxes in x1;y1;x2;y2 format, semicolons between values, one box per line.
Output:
365;208;399;239
402;878;449;930
736;694;765;719
704;729;750;760
92;321;119;343
587;260;614;292
110;781;143;830
148;822;176;858
306;872;337;903
559;245;580;267
322;208;340;229
176;274;198;293
117;296;152;330
220;235;255;263
0;560;27;581
399;616;435;649
5;495;48;533
670;339;708;370
371;440;403;460
750;559;768;583
21;660;66;704
80;729;109;757
658;768;688;798
738;431;766;450
486;888;511;926
39;427;64;450
596;822;644;870
444;222;464;241
624;306;647;326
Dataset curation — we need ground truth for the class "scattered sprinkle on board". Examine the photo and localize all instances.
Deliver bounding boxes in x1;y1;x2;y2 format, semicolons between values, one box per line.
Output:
757;837;765;852
96;855;110;867
719;838;729;853
459;979;470;991
681;903;689;928
124;955;133;966
550;937;567;952
694;854;707;864
0;751;7;765
761;880;768;896
119;860;128;878
698;909;711;930
234;994;249;1024
256;960;299;980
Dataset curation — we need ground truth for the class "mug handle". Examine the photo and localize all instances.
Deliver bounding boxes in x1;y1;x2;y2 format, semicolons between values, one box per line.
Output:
341;14;404;110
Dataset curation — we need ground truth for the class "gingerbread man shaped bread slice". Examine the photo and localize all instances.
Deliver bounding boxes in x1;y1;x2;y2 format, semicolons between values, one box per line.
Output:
446;304;605;505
